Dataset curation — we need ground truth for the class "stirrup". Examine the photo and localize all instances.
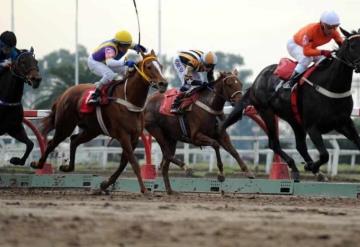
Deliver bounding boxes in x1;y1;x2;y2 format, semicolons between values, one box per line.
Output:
87;95;100;105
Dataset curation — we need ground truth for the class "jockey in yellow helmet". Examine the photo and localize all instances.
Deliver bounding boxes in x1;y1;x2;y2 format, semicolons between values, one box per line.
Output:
171;50;217;113
87;30;147;104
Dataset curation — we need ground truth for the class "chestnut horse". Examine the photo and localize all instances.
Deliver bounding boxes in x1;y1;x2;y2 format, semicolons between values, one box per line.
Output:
144;70;254;194
0;48;42;166
31;50;168;193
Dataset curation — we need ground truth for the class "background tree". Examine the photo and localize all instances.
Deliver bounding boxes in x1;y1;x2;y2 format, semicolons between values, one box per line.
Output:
25;45;98;108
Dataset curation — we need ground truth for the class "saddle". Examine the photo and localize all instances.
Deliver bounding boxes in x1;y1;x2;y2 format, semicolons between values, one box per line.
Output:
273;58;318;124
159;88;200;116
79;80;124;114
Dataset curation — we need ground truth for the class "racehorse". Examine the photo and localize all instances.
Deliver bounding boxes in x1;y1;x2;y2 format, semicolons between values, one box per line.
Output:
31;50;168;193
221;28;360;181
144;70;254;194
0;48;42;166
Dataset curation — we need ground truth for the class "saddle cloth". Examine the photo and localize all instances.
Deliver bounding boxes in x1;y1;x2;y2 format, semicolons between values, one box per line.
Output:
79;83;113;114
159;88;200;116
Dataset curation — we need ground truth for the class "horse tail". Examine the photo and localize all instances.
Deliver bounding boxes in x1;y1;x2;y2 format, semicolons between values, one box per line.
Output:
41;101;57;137
222;88;252;130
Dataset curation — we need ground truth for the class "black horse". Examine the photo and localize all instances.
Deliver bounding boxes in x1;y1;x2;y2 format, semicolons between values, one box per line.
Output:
221;28;360;181
0;48;42;166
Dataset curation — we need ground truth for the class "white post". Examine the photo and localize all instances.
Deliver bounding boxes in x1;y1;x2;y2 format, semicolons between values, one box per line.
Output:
330;138;340;176
74;0;79;86
158;0;162;58
11;0;15;32
351;154;356;169
183;143;190;166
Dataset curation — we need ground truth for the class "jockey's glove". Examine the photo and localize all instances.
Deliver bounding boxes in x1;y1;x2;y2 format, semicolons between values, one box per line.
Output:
320;50;332;58
0;59;11;67
134;44;147;53
125;60;136;68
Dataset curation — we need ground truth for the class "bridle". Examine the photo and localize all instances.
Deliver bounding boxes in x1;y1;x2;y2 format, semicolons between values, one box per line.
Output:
332;34;360;73
133;55;160;87
10;51;39;85
207;74;243;104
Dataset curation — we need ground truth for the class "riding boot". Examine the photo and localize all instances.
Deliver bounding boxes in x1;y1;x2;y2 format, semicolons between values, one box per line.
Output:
88;87;102;105
282;72;301;90
170;94;185;114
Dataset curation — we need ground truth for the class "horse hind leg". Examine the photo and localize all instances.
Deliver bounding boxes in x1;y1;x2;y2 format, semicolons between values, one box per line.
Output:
59;130;98;172
8;126;34;166
30;121;77;169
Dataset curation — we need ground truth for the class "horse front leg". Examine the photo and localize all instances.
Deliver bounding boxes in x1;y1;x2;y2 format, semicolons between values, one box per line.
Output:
218;132;255;178
8;126;34;166
118;133;147;194
192;132;225;182
336;118;360;150
258;109;300;181
290;123;314;171
307;127;329;181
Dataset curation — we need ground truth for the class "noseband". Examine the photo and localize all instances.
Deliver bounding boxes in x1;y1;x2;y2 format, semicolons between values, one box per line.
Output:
333;34;360;73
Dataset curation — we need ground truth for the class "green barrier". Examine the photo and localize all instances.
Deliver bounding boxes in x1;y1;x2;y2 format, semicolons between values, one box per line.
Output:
0;174;359;198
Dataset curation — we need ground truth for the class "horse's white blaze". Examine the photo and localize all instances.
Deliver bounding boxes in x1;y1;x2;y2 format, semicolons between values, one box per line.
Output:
152;61;165;78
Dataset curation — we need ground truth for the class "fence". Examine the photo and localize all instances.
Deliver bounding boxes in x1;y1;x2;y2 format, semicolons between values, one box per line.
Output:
1;133;358;176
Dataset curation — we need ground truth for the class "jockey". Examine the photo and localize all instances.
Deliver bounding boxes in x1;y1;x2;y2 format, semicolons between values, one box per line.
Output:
170;50;217;113
283;10;344;89
0;31;18;74
87;30;147;104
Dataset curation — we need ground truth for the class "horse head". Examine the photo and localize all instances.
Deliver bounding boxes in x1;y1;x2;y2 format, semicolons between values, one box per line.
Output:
134;50;168;93
12;47;42;88
338;27;360;73
214;69;243;105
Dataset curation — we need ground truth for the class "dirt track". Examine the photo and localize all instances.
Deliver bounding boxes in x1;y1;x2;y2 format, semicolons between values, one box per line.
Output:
0;190;360;247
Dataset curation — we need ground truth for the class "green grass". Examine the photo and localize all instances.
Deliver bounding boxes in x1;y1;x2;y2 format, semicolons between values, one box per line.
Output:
1;162;360;182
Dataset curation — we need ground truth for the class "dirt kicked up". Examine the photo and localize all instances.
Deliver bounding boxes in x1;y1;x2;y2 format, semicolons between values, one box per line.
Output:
0;190;360;247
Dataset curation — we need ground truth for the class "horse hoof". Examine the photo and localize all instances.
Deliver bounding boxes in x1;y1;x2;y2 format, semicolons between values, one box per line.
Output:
304;163;313;172
245;171;255;179
10;157;24;166
30;161;42;169
185;168;193;177
167;190;179;196
59;165;74;172
142;190;152;197
291;171;300;182
217;174;225;182
316;172;328;182
100;181;109;191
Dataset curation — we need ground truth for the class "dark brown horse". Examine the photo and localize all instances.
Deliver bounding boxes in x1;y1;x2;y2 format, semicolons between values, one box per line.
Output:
31;50;168;193
144;70;254;194
0;48;42;166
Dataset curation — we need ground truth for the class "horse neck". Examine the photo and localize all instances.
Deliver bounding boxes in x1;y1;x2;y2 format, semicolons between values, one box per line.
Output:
0;70;24;102
115;72;149;107
199;81;226;111
317;53;354;92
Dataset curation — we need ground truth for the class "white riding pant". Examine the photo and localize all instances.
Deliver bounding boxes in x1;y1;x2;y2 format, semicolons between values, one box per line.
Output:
287;39;324;74
87;55;127;87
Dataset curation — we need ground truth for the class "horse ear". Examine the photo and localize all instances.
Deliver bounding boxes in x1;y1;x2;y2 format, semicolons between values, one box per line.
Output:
30;46;34;54
150;49;155;56
340;27;351;38
232;68;239;76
